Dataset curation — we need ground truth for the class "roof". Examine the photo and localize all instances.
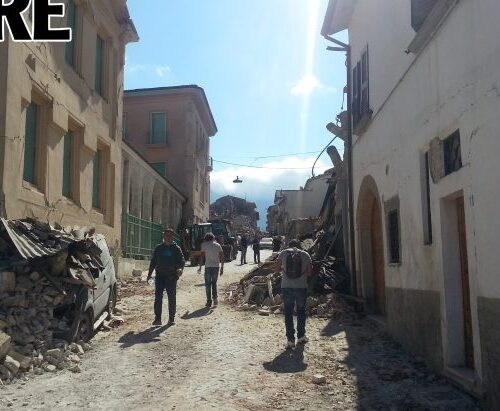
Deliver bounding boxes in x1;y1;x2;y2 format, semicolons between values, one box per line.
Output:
124;85;217;136
321;0;357;36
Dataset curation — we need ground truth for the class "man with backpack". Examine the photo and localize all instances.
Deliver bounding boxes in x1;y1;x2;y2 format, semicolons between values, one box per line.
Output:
240;234;248;264
252;236;261;264
274;239;312;349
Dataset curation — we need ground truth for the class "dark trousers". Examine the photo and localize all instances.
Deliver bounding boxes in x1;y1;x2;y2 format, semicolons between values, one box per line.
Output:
204;267;219;303
240;248;247;264
154;276;177;321
282;288;307;342
253;249;260;263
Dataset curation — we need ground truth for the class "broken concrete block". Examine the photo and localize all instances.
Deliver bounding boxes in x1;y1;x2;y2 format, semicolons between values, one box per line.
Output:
3;355;20;374
312;374;327;385
0;330;11;360
43;364;57;372
8;349;32;370
45;348;62;359
0;319;7;330
132;269;143;277
0;271;16;292
258;309;270;316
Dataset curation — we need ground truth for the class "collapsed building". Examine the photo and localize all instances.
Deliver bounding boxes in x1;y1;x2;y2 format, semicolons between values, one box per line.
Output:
210;196;259;234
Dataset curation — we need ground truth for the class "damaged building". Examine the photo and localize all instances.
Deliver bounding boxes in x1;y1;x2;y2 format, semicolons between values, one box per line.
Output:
0;1;138;255
322;0;500;407
267;170;332;236
210;195;259;233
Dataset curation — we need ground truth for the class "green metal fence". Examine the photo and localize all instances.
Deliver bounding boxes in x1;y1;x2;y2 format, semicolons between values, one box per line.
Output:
122;214;164;259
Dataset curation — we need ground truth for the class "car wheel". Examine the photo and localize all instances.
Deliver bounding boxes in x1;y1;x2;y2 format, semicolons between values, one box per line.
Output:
75;310;93;342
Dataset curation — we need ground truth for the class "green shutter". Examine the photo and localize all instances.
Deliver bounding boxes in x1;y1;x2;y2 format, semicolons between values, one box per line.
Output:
92;149;101;208
65;0;76;66
151;113;166;143
95;35;104;95
23;103;37;184
151;162;166;176
62;131;72;197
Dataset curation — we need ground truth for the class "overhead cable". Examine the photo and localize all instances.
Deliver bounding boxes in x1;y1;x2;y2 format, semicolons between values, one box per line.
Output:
212;159;331;170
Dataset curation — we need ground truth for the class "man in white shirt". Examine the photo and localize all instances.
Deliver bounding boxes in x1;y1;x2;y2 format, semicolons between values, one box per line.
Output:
198;232;224;307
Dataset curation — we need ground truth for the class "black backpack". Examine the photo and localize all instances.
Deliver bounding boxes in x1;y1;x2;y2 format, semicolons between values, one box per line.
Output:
285;249;303;279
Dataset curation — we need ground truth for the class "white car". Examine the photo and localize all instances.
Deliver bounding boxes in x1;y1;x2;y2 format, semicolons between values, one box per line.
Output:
259;237;273;249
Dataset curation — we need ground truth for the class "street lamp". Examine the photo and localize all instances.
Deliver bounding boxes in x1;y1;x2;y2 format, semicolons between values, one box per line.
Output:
233;176;242;183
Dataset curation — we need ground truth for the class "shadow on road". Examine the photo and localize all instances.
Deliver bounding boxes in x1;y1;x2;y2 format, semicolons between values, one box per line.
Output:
118;324;172;348
194;283;206;287
262;345;307;373
180;307;213;320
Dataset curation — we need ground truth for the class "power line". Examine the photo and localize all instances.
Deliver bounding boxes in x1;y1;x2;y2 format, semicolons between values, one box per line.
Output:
212;159;331;170
215;150;322;160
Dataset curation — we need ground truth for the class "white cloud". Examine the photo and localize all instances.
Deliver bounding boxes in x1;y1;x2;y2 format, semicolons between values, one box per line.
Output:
290;74;337;96
155;65;171;77
126;63;171;78
210;156;332;209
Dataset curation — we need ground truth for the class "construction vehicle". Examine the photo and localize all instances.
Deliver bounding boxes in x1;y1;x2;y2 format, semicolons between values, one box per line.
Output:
187;219;237;265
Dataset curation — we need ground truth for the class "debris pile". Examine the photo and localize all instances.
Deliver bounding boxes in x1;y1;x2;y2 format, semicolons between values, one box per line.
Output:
228;248;350;317
0;218;105;384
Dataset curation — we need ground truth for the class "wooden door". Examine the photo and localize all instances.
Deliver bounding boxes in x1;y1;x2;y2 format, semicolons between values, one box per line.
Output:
456;196;474;369
370;199;386;315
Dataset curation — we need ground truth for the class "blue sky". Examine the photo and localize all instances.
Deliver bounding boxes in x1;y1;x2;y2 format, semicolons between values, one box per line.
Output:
125;0;347;229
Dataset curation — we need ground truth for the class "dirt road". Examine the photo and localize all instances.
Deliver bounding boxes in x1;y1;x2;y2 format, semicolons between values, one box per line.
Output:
0;250;479;410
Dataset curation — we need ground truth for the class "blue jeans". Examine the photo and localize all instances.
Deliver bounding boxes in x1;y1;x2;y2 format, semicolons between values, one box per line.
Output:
154;276;177;321
282;288;307;342
204;267;219;303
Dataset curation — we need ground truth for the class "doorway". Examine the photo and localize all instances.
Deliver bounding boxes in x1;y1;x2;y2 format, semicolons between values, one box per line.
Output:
441;193;474;369
357;176;386;315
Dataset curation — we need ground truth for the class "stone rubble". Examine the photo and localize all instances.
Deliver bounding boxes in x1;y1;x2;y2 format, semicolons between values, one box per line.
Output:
0;218;122;385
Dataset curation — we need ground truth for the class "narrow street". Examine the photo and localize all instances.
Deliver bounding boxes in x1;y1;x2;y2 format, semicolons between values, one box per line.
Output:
0;251;478;410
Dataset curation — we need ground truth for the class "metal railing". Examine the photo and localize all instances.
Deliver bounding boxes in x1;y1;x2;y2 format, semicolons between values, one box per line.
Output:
121;214;164;260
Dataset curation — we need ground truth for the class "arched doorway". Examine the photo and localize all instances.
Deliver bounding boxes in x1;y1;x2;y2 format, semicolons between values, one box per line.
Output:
357;176;386;315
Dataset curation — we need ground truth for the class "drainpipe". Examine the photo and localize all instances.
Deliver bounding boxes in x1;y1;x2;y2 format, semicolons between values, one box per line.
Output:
324;35;357;296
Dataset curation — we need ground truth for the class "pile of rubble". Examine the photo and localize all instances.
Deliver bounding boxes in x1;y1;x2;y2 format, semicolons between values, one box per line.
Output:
0;218;104;384
227;250;351;318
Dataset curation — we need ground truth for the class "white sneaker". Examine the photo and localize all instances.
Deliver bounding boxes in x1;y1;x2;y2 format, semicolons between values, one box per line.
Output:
286;340;295;349
297;336;309;345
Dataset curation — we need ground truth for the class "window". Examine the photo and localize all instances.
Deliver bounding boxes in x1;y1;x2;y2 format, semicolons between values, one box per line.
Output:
23;103;38;184
352;47;370;128
95;35;104;96
65;0;77;67
150;113;167;144
421;152;433;244
62;131;73;198
385;197;401;264
443;130;462;176
92;149;102;209
388;210;400;263
151;162;166;176
411;0;437;32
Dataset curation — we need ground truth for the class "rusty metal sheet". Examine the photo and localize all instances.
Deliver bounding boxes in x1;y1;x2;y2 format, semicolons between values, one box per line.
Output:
1;218;73;260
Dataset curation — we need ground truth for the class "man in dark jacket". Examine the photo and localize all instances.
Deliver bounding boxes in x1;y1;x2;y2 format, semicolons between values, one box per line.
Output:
147;228;185;326
252;237;261;264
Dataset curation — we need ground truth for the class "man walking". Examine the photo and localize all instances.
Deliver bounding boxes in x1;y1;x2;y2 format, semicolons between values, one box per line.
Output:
252;236;261;264
147;228;185;326
240;234;248;265
198;233;224;307
274;239;312;349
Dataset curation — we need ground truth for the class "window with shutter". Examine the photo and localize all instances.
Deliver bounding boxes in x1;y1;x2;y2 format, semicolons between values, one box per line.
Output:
95;35;104;95
411;0;438;32
23;103;38;184
62;131;73;198
92;149;101;209
361;48;369;117
150;113;167;144
352;47;369;128
65;0;76;67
